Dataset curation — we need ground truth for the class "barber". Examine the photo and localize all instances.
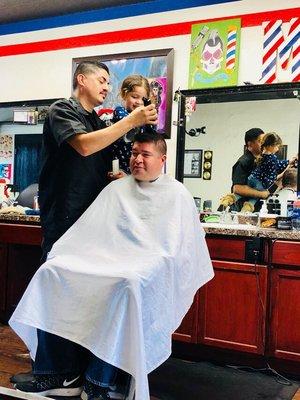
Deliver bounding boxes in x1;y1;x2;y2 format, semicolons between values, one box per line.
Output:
10;60;157;386
38;61;157;262
232;128;269;211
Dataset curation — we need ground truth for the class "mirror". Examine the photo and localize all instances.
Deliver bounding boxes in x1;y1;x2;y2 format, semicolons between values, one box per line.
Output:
0;99;59;192
176;83;300;213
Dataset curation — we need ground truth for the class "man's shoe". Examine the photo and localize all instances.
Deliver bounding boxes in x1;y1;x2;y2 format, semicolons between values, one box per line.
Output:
14;373;82;397
81;380;111;400
10;371;34;384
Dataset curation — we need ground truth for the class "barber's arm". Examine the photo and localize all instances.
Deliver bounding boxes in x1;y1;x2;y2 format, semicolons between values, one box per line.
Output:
69;105;157;156
232;160;269;199
233;184;269;199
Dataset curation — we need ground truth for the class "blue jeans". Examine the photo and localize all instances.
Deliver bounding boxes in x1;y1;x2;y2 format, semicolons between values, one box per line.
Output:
246;175;265;206
235;176;265;208
34;329;119;388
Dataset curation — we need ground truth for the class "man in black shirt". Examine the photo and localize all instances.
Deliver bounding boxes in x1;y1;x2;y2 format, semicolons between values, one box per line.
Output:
232;128;269;211
39;61;157;260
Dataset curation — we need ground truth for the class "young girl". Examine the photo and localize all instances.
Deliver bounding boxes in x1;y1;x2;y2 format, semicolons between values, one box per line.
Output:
248;132;289;189
242;132;290;211
111;74;152;174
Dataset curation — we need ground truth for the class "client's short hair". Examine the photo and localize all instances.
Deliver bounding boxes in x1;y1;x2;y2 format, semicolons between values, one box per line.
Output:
133;131;167;155
282;168;297;189
244;128;264;145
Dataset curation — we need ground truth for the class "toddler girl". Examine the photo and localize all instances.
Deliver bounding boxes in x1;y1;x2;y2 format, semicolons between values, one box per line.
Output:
111;75;152;174
242;132;290;211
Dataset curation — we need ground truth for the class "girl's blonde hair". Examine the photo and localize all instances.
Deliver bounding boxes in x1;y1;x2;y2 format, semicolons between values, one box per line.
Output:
120;75;150;99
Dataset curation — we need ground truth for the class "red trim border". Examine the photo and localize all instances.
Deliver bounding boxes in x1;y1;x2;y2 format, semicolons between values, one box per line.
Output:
0;8;299;57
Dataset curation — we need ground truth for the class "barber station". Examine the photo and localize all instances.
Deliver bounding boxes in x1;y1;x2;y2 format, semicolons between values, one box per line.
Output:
0;1;300;400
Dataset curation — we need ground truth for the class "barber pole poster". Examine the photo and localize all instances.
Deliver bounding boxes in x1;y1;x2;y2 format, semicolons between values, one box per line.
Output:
261;17;300;84
188;18;241;89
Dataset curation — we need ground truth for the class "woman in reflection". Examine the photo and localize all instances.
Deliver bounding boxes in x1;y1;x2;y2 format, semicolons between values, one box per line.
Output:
242;132;297;212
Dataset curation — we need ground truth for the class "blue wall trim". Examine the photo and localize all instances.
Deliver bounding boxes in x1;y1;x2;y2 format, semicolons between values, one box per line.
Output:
0;0;237;36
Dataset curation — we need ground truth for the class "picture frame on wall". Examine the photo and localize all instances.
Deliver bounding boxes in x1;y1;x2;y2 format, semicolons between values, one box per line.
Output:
73;49;174;138
244;144;287;160
184;149;203;178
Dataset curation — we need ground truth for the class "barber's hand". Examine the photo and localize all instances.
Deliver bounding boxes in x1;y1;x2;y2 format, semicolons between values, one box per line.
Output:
108;170;127;180
261;190;270;199
127;104;158;128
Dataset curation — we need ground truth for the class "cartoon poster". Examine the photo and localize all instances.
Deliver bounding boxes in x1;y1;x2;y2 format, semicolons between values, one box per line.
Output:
94;55;170;136
188;18;241;89
148;77;167;133
0;134;14;182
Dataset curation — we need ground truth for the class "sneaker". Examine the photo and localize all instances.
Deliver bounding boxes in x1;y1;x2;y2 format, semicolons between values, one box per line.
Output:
81;380;111;400
14;373;83;397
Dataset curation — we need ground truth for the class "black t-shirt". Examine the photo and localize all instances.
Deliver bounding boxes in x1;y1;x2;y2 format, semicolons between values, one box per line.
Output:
39;97;112;242
232;150;255;187
231;150;262;211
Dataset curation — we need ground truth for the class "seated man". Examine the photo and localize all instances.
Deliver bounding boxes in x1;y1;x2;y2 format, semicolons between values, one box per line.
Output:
9;132;214;400
232;128;269;212
276;167;298;215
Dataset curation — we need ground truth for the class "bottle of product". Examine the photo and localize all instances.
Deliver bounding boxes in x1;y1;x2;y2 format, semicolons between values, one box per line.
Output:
291;199;300;231
259;200;268;217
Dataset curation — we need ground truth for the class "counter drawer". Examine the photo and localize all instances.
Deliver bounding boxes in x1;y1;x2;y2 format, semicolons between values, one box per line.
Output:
206;237;245;261
272;240;300;267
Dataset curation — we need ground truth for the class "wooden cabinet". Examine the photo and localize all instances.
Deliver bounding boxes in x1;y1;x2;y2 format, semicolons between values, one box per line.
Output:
206;237;246;261
173;235;300;375
271;240;300;267
0;243;8;313
173;294;199;343
6;244;42;316
0;222;42;322
198;260;267;354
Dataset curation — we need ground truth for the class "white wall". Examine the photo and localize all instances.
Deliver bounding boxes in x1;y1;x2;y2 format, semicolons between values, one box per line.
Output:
0;0;299;177
184;98;299;210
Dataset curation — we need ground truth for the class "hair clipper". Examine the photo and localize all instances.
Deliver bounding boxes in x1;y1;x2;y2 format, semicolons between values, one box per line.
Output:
142;97;156;134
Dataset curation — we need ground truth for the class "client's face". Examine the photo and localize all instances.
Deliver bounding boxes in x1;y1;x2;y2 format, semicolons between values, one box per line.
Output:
130;142;166;181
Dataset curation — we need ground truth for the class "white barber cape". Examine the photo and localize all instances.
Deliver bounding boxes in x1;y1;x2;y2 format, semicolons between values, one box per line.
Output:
10;174;214;400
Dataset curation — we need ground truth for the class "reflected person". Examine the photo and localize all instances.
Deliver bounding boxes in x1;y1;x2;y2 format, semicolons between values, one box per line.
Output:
231;128;268;212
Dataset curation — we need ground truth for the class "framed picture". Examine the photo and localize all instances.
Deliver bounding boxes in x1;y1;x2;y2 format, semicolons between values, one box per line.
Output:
243;144;287;160
73;49;174;138
184;149;203;178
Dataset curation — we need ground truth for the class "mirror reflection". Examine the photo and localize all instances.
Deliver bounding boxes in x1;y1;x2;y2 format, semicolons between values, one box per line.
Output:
183;95;299;213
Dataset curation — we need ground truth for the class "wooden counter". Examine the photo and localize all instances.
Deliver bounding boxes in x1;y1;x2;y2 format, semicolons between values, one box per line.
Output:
203;222;300;240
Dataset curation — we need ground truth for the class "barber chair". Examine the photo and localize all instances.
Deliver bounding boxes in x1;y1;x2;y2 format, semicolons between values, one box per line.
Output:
16;183;38;208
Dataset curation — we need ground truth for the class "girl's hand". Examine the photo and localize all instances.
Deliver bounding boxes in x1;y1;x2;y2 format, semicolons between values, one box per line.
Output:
108;170;127;180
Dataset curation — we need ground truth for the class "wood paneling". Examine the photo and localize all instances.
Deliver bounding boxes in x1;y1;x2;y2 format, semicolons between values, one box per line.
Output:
269;268;300;362
198;260;268;354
